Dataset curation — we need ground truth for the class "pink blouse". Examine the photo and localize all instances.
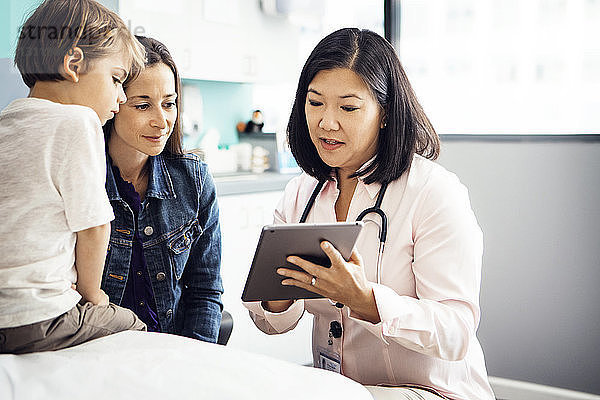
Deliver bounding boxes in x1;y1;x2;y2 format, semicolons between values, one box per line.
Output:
244;155;495;400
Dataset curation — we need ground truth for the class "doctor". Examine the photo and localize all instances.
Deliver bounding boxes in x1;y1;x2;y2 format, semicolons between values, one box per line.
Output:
244;28;495;400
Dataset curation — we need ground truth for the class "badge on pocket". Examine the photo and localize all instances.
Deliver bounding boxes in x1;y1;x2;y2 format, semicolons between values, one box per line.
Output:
317;347;341;373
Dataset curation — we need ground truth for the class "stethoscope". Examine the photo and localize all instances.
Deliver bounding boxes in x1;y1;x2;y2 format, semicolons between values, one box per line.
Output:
300;178;390;342
299;178;390;285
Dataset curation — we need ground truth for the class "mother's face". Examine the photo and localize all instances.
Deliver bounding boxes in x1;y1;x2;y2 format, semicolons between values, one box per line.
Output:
111;62;177;156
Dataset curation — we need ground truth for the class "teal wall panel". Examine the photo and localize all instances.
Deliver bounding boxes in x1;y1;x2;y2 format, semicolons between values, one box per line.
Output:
0;1;9;58
182;79;253;148
1;0;42;59
1;0;41;108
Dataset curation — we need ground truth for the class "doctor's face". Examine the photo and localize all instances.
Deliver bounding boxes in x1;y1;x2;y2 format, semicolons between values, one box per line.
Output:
305;68;384;176
111;62;177;157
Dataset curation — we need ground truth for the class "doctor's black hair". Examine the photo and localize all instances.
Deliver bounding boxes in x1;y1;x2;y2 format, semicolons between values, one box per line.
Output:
104;36;183;155
286;28;439;184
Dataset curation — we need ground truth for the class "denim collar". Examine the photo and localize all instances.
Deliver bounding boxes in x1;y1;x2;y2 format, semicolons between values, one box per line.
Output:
106;154;176;201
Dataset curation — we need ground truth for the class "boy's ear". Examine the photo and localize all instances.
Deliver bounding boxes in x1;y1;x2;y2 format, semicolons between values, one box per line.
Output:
62;47;84;83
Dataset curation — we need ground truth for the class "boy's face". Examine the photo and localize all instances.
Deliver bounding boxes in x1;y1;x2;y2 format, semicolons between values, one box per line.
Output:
72;51;129;125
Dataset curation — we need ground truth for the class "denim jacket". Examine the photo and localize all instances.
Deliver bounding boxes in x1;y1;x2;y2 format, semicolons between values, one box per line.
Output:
101;152;223;342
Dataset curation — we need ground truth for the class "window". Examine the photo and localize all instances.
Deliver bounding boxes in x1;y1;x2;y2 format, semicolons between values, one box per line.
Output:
396;0;600;134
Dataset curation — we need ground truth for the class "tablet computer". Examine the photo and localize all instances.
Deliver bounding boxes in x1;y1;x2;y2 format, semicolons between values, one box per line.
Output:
241;222;364;302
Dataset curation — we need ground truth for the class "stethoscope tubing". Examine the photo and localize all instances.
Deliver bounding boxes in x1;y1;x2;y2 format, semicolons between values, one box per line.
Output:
300;179;389;285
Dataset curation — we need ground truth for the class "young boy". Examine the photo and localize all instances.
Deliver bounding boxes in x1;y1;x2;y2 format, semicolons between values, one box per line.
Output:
0;0;148;354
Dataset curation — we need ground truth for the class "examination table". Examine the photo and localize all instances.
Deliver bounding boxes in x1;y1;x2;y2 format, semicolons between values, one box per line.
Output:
0;330;373;400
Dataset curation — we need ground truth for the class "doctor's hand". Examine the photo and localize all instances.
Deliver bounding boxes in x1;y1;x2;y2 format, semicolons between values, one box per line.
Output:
277;241;381;324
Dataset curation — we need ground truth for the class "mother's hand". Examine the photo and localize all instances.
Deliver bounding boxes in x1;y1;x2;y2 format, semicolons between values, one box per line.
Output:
278;241;380;324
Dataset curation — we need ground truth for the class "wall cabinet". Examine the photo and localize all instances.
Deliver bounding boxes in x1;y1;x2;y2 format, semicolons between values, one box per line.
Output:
118;0;299;83
218;190;312;365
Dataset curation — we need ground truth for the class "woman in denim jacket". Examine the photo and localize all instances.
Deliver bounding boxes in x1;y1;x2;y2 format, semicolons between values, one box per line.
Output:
101;36;223;342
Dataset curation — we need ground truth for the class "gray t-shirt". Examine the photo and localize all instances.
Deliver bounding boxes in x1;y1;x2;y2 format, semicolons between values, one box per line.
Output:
0;98;114;328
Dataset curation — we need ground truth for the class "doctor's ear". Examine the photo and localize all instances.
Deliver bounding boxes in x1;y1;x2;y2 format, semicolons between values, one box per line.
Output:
380;115;387;129
62;47;85;83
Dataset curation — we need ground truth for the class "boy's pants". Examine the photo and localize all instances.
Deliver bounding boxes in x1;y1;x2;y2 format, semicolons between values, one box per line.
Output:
0;302;147;354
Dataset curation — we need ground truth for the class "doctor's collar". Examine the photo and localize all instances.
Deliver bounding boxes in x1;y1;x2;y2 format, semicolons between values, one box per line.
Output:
327;157;382;200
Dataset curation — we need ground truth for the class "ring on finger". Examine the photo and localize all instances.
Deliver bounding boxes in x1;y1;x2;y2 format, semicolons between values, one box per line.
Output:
310;276;316;286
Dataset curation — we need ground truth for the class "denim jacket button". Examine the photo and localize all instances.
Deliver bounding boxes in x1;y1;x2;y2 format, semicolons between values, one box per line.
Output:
143;226;154;236
166;309;173;318
156;272;166;281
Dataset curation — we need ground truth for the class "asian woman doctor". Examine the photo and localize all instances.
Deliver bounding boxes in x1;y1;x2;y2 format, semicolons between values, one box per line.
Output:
244;28;495;400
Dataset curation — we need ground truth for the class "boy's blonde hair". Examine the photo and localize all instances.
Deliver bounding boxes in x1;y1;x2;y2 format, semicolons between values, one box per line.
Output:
14;0;146;88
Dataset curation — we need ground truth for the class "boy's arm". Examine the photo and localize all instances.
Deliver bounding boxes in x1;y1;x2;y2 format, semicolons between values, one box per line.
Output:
75;223;111;306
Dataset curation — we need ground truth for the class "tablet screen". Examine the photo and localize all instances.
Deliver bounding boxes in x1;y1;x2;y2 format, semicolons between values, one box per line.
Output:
241;222;364;302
